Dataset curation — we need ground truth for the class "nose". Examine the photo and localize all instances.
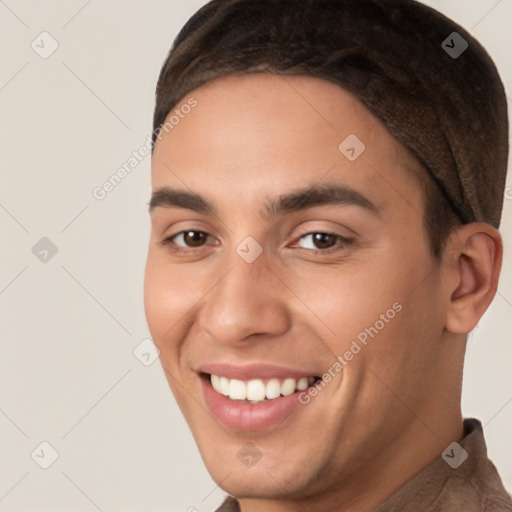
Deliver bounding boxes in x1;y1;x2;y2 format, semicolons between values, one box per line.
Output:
197;248;291;347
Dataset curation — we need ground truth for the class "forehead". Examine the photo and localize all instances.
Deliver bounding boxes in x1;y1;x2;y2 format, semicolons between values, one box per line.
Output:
151;73;423;217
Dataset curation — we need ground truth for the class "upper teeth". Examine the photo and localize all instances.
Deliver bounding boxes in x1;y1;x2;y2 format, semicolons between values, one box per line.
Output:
210;374;315;402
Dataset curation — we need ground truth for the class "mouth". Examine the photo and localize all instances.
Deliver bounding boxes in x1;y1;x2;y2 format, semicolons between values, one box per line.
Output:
198;366;324;431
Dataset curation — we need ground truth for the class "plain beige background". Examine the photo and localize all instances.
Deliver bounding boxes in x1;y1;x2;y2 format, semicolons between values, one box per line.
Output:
0;1;510;510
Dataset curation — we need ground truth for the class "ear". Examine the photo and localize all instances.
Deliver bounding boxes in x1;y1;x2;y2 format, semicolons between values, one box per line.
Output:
443;223;503;334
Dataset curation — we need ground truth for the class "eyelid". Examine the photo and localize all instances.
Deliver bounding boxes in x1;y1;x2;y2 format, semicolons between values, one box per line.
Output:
289;231;354;253
290;223;354;243
293;224;354;240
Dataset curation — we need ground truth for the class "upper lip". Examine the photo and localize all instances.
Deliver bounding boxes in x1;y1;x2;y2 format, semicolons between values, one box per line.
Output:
198;363;320;381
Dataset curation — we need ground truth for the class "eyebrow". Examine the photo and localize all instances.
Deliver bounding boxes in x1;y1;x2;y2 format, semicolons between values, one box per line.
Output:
148;183;379;218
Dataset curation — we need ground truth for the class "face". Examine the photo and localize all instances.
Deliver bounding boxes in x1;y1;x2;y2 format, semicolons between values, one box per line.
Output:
144;73;455;501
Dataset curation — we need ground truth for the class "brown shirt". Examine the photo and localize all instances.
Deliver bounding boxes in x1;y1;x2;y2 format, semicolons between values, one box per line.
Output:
215;418;512;511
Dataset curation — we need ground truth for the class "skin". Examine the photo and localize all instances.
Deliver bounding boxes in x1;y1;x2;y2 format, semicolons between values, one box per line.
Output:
144;73;502;511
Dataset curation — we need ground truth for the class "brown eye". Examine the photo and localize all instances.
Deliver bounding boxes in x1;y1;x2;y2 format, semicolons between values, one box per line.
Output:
182;231;208;247
311;233;338;250
296;232;352;251
164;230;211;249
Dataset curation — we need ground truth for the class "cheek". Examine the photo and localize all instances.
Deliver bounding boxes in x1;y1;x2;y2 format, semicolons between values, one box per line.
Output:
285;261;408;346
144;259;167;340
143;250;217;370
290;250;438;361
337;258;443;382
144;256;200;406
143;252;189;351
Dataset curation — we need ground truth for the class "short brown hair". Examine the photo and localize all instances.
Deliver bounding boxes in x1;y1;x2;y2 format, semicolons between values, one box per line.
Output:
152;0;507;259
410;163;463;259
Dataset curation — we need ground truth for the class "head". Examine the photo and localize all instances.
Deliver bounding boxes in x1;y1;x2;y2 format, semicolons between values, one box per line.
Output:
144;0;507;505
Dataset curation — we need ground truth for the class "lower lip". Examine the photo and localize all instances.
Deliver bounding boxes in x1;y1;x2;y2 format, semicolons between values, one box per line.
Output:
200;375;305;431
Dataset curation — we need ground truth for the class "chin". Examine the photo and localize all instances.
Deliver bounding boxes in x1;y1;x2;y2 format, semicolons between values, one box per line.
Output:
200;445;321;500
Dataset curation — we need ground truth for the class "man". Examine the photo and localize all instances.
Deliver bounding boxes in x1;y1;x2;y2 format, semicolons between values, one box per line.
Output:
144;0;512;510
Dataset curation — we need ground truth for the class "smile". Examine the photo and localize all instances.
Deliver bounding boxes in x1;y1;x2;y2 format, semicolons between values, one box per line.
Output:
198;365;325;431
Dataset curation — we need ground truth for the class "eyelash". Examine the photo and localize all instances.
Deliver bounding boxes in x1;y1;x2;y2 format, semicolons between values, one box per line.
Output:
161;230;354;255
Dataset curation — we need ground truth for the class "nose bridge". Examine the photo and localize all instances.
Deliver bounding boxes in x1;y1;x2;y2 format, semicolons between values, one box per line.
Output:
199;243;290;345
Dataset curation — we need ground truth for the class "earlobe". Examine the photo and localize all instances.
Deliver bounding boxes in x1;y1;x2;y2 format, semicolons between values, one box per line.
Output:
445;223;502;334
